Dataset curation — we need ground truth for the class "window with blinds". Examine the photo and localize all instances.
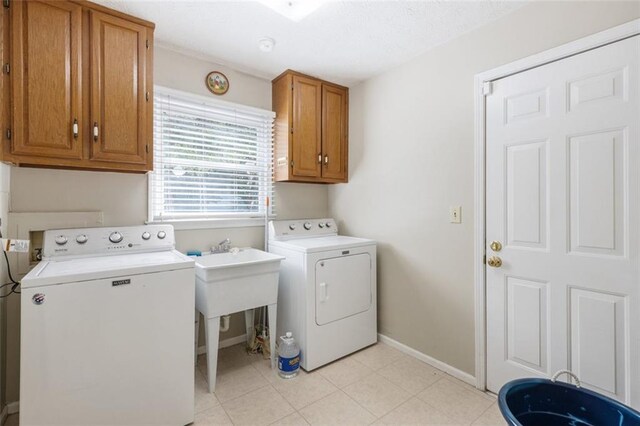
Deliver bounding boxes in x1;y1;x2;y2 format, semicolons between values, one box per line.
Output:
149;87;275;222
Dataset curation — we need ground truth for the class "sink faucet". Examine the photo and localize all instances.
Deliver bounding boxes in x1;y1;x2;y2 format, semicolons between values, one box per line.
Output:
211;238;232;254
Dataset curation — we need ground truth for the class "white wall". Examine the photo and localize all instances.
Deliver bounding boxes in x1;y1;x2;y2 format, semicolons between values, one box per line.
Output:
3;47;328;403
329;1;640;376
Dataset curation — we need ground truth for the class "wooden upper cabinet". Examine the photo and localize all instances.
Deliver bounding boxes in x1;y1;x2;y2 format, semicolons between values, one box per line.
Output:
10;0;83;159
90;10;148;165
4;0;154;172
0;3;7;163
272;70;348;184
322;84;348;181
292;75;322;178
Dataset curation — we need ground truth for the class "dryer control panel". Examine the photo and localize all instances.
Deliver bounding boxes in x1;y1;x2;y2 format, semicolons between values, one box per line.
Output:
269;218;338;241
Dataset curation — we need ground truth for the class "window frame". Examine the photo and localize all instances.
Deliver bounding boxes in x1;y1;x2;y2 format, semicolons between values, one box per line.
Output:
147;86;275;229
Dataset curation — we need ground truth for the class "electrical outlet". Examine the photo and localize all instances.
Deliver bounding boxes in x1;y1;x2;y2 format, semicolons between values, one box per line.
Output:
450;206;462;224
1;238;30;252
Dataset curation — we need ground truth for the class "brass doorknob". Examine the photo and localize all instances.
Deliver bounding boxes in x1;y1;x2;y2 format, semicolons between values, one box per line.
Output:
487;256;502;268
490;241;502;252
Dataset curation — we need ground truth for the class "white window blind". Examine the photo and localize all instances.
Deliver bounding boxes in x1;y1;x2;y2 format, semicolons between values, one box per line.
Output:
150;87;275;222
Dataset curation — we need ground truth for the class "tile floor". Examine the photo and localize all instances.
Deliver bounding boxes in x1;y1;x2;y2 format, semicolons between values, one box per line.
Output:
5;342;506;425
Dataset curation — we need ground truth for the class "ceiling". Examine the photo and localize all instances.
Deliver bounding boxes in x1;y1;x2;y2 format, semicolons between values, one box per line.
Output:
94;0;527;86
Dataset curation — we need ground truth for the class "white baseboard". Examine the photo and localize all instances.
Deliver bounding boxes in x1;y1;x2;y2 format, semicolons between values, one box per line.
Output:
197;333;247;355
6;402;18;415
377;333;476;387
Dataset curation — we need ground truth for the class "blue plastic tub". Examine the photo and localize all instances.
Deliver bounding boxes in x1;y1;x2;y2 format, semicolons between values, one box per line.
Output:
499;378;640;426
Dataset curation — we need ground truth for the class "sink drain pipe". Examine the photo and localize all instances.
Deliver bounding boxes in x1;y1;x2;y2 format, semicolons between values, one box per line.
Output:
220;315;231;332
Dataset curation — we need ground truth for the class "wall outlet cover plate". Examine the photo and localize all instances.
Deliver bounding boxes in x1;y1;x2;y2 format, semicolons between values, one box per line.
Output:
1;238;30;253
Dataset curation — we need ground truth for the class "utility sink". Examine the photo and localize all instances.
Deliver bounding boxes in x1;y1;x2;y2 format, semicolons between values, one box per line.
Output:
195;248;284;318
193;248;284;393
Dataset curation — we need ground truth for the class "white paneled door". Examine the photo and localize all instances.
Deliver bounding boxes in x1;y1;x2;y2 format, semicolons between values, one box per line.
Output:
486;35;639;407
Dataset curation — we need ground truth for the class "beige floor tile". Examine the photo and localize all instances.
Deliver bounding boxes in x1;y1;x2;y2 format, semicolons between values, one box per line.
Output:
194;405;233;425
218;343;254;368
299;391;377;425
252;356;279;382
351;343;404;370
317;356;374;388
197;344;255;379
5;414;18;426
375;397;460;425
214;363;269;402
377;355;442;395
222;385;295;426
269;412;310;426
271;372;338;410
444;374;495;401
196;369;222;413
417;377;494;424
343;373;411;418
472;403;507;426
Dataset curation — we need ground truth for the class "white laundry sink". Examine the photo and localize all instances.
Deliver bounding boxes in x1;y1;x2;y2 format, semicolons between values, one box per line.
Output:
194;248;284;317
194;248;284;392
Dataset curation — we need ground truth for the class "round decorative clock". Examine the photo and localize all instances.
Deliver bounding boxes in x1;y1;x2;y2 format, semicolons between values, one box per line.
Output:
205;71;229;95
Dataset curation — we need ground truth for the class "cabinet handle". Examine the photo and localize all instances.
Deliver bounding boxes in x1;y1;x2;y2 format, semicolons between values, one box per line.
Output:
318;153;322;164
93;122;99;142
324;155;329;165
72;119;78;140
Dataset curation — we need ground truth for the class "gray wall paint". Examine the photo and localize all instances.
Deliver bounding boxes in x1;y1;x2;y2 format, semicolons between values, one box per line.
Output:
3;47;329;403
329;1;640;375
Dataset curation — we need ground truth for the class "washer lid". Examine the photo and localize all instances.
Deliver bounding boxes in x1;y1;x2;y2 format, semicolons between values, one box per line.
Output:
22;250;194;288
268;235;375;253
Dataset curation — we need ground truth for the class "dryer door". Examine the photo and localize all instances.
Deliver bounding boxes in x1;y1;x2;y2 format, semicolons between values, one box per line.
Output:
315;253;372;326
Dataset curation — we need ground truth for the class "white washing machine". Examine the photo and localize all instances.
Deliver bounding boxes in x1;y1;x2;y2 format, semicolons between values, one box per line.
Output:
20;225;195;426
268;218;376;371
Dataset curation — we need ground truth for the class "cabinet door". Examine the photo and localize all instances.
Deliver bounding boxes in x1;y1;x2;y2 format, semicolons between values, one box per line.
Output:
292;75;321;178
90;11;148;165
11;0;83;159
321;84;348;181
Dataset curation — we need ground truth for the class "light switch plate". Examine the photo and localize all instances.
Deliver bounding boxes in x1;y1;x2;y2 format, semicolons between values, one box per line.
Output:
450;206;462;224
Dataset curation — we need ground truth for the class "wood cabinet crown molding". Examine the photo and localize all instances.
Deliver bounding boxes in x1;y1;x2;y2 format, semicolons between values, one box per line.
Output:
1;0;154;173
70;0;155;28
272;70;349;184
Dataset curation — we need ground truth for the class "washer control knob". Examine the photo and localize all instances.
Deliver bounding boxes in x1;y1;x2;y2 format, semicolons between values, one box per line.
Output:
289;224;296;231
75;234;88;244
304;222;312;230
318;223;325;228
141;232;151;240
109;232;123;244
55;235;68;246
325;222;332;228
157;231;167;239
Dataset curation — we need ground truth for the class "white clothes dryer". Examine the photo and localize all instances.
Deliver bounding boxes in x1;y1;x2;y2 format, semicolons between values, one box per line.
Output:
268;218;376;371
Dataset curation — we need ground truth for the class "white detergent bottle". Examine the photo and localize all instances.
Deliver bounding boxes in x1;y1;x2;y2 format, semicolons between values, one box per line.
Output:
278;332;300;379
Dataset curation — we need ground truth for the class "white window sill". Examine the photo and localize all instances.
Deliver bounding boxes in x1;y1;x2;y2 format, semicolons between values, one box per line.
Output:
146;217;272;231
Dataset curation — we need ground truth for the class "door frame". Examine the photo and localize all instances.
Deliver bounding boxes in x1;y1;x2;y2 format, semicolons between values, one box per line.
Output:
473;18;640;391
